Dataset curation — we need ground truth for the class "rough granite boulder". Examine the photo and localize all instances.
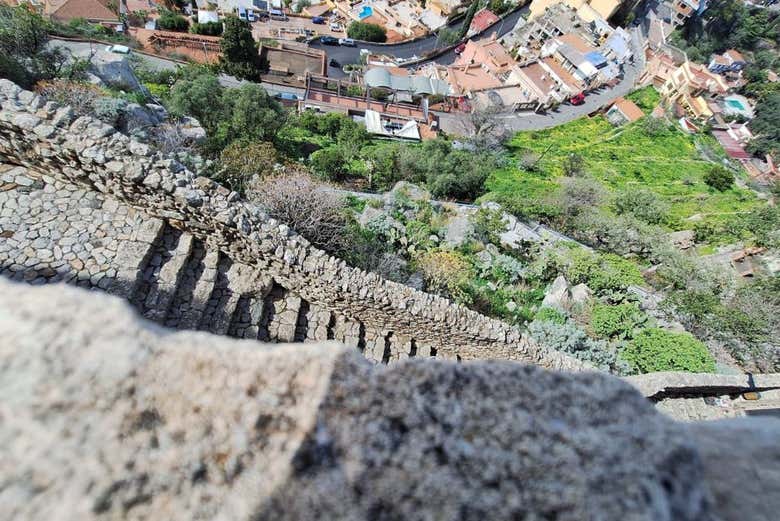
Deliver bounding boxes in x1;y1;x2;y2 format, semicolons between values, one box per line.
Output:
87;51;143;92
2;280;780;520
541;274;571;311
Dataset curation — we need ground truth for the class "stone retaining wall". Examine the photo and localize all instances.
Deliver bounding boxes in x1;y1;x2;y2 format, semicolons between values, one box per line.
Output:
0;79;583;370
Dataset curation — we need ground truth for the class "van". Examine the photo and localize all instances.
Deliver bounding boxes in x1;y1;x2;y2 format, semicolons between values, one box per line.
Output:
312;16;325;24
339;38;356;47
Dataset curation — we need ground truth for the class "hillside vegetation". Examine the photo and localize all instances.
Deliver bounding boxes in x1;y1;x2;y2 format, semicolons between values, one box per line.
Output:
487;89;761;240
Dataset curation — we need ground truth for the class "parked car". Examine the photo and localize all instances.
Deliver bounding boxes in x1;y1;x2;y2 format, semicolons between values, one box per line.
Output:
329;58;341;68
339;38;356;47
105;44;131;55
454;43;466;55
312;16;325;24
269;8;287;21
330;22;343;32
238;7;247;20
275;92;301;101
247;9;256;22
320;36;339;45
569;93;586;105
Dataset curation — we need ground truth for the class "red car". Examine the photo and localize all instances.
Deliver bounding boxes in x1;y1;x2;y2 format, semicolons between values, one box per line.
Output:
569;93;586;105
454;43;466;55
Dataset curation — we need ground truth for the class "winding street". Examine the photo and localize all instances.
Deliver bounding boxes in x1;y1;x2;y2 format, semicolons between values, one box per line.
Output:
310;8;528;78
435;26;647;135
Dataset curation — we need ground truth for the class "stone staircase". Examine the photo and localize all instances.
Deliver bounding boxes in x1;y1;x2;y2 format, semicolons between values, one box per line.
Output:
0;164;440;362
0;79;582;371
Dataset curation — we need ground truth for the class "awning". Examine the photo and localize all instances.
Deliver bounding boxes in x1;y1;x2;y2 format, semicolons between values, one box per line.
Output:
364;68;451;96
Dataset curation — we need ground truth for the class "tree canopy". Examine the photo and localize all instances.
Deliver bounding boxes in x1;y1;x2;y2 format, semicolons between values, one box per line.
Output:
347;22;387;42
220;15;260;80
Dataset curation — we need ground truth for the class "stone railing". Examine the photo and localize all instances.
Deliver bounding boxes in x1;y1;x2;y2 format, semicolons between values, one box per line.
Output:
0;79;583;371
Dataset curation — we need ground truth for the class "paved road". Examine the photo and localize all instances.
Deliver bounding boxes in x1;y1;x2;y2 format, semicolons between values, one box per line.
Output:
50;38;306;98
311;8;527;78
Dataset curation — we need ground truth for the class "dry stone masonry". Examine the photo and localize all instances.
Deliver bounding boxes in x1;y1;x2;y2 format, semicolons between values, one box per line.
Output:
3;279;780;521
0;79;582;369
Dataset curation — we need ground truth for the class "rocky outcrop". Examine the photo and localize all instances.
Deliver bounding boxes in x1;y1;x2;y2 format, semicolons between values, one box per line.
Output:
87;50;143;92
2;279;780;521
0;79;584;371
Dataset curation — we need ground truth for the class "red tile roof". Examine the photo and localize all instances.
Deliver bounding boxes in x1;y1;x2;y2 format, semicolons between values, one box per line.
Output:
469;8;500;34
712;130;752;160
47;0;119;22
610;97;644;122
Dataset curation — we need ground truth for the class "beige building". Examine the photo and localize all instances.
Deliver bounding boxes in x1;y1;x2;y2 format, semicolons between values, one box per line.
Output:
528;0;622;22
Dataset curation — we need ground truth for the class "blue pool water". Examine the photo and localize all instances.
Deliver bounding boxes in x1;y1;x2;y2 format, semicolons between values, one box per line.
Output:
359;5;373;19
726;98;746;111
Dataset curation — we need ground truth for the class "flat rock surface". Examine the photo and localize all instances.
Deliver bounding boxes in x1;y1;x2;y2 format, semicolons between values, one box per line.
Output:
1;279;779;520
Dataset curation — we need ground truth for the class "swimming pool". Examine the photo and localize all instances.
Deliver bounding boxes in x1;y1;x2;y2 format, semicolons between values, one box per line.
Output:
358;5;373;19
726;98;746;111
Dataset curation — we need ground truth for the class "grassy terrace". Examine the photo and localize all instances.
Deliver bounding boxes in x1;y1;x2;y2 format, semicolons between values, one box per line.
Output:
485;88;762;235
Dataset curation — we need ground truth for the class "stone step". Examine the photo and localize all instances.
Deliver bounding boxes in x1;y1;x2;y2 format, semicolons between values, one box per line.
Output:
266;286;302;343
198;255;233;333
143;232;194;323
109;217;165;300
174;247;220;331
130;226;184;315
342;319;363;350
224;272;273;339
305;304;332;342
362;328;386;363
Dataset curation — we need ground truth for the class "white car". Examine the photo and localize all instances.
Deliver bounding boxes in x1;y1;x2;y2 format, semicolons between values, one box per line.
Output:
339;38;356;47
330;22;343;32
105;45;131;55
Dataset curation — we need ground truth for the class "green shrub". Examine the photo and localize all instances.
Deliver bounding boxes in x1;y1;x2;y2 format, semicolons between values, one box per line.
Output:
622;328;715;373
590;302;647;340
528;319;631;374
470;206;507;245
191;21;223;36
216;140;279;192
309;146;349;181
588;254;645;295
613;190;670;225
561;250;644;297
347;21;387;42
158;10;189;32
535;307;566;325
704;165;733;192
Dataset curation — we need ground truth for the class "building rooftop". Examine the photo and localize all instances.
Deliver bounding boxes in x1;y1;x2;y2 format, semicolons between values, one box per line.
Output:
46;0;119;22
610;97;644;122
457;39;516;75
558;33;596;54
364;67;451;96
470;8;501;34
541;56;583;92
446;64;503;93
